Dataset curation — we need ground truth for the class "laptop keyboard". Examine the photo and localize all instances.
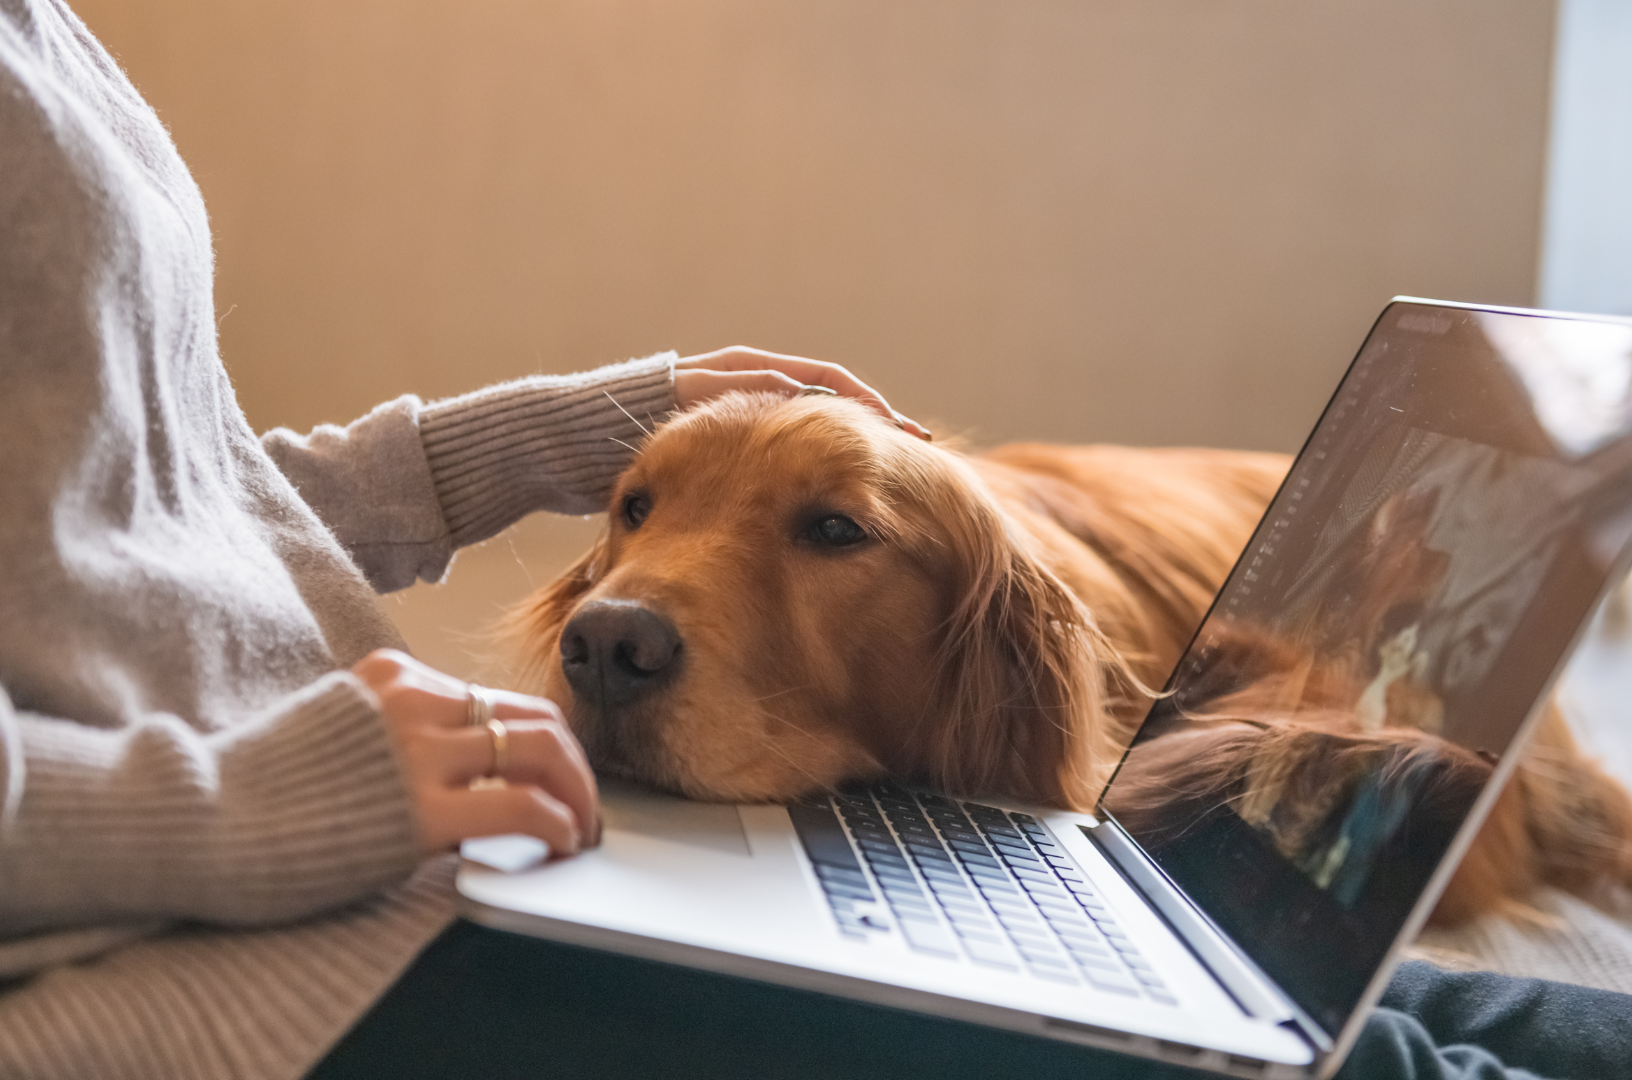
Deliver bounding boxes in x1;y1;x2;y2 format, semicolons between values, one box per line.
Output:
787;783;1177;1005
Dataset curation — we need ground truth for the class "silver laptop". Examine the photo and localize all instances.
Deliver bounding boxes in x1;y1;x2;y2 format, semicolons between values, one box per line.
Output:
459;298;1632;1079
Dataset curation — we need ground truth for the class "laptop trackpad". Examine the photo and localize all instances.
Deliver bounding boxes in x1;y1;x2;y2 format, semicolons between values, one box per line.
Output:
599;779;752;857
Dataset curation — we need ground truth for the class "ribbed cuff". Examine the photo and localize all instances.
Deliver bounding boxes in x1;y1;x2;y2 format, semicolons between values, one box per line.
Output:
0;673;421;933
418;353;676;548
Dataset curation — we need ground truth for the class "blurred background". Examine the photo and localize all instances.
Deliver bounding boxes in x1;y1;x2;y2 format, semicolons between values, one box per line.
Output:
73;1;1631;772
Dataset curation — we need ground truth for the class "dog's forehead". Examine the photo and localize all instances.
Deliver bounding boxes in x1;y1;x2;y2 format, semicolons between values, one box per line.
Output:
634;395;892;500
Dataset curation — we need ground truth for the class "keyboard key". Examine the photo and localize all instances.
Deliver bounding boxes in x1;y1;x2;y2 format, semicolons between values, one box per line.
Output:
870;864;916;884
894;907;939;924
1009;864;1057;885
1069;954;1120;976
1098;922;1128;940
999;851;1045;871
933;887;976;906
963;940;1019;970
1043;918;1096;938
787;800;865;871
1147;990;1179;1006
900;919;960;957
1123;955;1154;972
964;863;1010;883
942;906;986;926
954;926;1003;946
919;864;964;885
1005;928;1053;951
958;853;1004;872
1028;966;1082;985
836;912;891;934
1132;969;1167;988
815;865;869;887
858;838;903;856
1083;968;1141;996
1050;921;1101;943
994;909;1042;928
910;848;956;867
823;881;874;902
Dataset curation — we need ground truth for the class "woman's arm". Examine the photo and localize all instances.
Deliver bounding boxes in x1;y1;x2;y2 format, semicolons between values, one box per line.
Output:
262;354;677;593
0;656;597;943
0;674;419;938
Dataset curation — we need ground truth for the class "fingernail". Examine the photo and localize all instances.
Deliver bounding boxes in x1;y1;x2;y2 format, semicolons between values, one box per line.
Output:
799;384;838;397
894;411;933;441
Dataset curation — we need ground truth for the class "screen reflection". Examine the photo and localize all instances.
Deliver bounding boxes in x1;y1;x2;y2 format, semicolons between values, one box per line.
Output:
1104;304;1632;1033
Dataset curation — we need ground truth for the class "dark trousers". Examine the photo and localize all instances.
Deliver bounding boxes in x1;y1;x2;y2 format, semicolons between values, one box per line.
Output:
309;920;1632;1080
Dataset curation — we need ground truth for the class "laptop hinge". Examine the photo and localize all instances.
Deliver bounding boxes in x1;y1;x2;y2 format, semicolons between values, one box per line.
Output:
1084;818;1332;1052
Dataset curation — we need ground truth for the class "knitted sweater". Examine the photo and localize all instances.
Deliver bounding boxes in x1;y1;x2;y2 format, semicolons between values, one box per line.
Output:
0;1;674;1075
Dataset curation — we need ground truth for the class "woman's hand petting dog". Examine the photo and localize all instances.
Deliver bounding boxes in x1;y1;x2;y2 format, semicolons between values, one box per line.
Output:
353;650;600;859
674;346;932;440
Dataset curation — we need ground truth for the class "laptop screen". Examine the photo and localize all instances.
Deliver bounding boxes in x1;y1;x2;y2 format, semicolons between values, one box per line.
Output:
1101;301;1632;1037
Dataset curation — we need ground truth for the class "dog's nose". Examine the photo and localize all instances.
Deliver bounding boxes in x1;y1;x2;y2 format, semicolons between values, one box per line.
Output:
559;599;683;711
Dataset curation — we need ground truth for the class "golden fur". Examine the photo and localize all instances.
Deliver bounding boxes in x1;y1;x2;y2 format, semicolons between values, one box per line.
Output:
505;393;1632;926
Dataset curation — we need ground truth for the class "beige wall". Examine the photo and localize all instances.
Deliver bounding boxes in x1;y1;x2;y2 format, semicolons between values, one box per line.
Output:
73;0;1557;675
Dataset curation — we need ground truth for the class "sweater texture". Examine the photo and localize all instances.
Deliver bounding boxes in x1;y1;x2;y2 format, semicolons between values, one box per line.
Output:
0;0;674;1074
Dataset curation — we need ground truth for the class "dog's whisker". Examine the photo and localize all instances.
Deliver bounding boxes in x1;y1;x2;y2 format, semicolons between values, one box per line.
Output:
750;684;818;705
604;390;655;437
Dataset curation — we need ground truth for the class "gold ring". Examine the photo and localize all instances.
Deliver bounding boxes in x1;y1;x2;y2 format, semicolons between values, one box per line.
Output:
466;684;496;728
486;718;509;777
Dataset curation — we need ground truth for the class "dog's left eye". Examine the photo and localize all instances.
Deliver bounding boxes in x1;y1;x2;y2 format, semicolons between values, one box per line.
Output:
807;514;867;547
623;493;652;529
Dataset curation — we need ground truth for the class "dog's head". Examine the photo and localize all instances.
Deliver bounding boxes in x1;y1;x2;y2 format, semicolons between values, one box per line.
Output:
506;393;1137;805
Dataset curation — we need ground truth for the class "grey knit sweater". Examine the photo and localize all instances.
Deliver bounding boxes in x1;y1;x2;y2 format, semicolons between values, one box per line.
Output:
0;1;674;1075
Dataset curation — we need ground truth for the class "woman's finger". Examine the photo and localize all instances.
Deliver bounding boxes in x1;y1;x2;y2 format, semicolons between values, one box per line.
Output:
420;783;584;856
419;722;600;845
491;720;600;847
673;368;803;409
675;347;931;440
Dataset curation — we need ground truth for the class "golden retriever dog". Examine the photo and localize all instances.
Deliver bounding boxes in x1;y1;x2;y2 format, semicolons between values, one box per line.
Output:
505;392;1632;926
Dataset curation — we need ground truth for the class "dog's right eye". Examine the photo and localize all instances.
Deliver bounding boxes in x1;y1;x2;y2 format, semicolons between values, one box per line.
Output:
623;493;652;529
807;514;867;547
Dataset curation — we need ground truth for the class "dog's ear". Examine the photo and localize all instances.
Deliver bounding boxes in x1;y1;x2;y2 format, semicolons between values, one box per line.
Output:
498;529;610;692
905;459;1140;810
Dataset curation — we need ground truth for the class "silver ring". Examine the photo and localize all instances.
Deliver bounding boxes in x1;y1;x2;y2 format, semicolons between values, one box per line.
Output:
466;684;497;728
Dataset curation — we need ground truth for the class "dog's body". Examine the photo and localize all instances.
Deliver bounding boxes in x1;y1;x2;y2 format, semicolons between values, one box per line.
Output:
507;393;1632;926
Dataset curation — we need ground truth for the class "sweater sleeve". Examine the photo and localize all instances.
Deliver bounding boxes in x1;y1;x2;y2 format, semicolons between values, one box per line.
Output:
261;354;677;593
0;673;421;942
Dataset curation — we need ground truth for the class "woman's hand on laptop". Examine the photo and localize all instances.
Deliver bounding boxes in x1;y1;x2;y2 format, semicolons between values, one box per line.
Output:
352;649;601;858
674;346;932;440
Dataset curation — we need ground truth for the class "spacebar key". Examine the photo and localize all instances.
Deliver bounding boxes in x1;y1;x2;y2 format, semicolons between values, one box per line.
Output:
899;920;959;957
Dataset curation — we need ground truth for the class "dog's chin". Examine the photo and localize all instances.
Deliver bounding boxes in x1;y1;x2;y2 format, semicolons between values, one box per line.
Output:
566;705;876;804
